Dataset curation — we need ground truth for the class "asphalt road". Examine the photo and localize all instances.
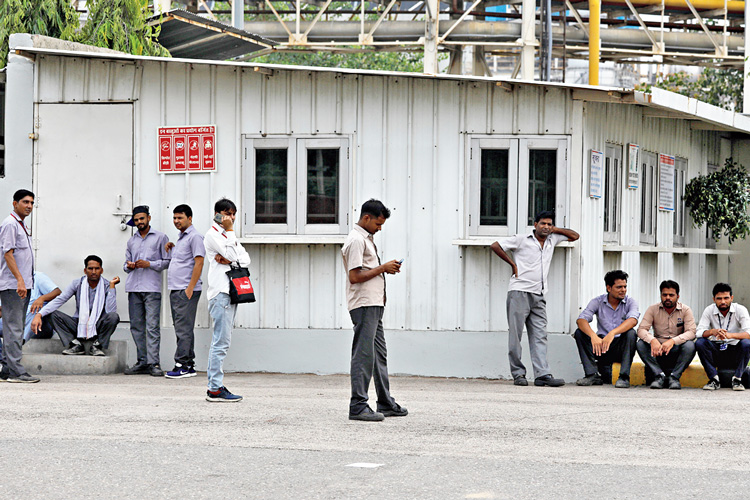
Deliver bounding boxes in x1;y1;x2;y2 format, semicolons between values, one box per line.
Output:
0;373;748;499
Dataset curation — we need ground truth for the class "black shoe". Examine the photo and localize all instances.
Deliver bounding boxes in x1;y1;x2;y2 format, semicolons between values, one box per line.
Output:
62;341;85;355
379;403;408;417
90;343;105;357
0;364;9;382
534;374;565;387
732;377;745;391
8;373;40;383
615;377;630;388
513;376;529;386
576;374;603;386
349;407;384;422
703;377;720;391
206;386;243;402
124;362;150;375
149;364;164;377
668;376;682;390
650;374;666;389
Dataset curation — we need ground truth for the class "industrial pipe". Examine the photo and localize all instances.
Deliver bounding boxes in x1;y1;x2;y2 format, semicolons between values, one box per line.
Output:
589;0;600;85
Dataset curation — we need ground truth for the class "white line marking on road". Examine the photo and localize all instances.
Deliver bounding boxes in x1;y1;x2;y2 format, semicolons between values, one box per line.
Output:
345;463;384;468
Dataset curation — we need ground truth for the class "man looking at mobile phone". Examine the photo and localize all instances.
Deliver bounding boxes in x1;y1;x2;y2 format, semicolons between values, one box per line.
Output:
123;205;170;377
341;199;407;421
203;198;251;402
164;204;205;379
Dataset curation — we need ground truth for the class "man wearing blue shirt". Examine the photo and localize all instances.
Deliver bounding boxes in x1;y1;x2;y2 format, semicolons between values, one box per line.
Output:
575;270;640;388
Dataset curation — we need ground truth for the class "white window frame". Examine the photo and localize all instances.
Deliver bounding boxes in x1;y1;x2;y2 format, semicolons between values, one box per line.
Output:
467;135;569;237
603;143;623;243
673;157;687;246
243;135;350;236
639;151;658;245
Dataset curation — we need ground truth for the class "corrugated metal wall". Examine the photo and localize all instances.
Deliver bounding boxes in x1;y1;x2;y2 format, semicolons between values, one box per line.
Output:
33;54;730;335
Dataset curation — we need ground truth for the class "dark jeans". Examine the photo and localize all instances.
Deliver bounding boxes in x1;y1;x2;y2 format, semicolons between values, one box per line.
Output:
574;328;637;380
50;311;120;349
128;292;162;365
695;337;750;379
635;339;696;380
170;289;201;367
349;306;397;415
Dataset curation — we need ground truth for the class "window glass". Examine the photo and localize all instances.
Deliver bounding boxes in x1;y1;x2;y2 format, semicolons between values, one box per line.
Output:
306;148;339;224
255;148;288;224
527;149;556;225
480;149;509;226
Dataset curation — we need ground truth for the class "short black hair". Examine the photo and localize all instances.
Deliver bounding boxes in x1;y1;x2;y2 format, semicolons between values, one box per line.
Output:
13;189;34;202
604;270;629;287
214;198;237;214
173;204;193;218
360;199;390;219
659;280;680;295
84;255;103;267
534;210;555;224
712;282;732;297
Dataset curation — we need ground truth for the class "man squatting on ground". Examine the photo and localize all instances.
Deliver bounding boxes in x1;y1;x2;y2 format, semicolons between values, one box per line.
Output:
490;210;579;388
164;204;205;379
342;199;408;421
0;189;40;383
203;198;250;402
123;206;170;377
575;270;640;388
636;280;696;390
695;282;750;391
31;255;120;356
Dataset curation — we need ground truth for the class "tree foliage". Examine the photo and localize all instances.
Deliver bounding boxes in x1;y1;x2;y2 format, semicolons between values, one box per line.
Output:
0;0;78;68
642;68;743;111
683;158;750;243
76;0;169;57
254;50;425;72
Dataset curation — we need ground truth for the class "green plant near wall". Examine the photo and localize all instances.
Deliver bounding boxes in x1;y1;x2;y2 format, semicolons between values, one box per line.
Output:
684;158;750;243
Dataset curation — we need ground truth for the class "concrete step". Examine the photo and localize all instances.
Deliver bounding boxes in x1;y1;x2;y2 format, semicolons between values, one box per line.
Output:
613;353;748;388
22;339;127;375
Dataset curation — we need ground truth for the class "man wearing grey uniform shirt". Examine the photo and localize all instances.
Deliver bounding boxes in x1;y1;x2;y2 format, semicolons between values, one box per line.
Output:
491;210;579;388
0;189;39;383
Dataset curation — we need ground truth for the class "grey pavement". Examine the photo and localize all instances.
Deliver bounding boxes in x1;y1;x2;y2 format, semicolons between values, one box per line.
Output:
0;373;749;499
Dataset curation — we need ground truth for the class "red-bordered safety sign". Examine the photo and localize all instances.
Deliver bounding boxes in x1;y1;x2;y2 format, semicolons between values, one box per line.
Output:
158;125;216;173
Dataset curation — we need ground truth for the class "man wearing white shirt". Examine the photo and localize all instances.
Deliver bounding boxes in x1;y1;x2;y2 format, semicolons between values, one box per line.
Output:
490;210;579;387
695;282;750;391
203;198;251;402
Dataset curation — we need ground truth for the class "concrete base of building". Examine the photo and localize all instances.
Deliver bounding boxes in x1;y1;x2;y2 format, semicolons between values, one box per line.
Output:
22;339;127;375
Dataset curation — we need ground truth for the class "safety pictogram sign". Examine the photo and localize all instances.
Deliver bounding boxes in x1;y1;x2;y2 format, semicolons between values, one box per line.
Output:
158;125;216;173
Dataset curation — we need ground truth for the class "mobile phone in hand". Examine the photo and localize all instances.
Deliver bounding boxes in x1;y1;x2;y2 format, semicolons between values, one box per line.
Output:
397;258;405;265
214;213;224;225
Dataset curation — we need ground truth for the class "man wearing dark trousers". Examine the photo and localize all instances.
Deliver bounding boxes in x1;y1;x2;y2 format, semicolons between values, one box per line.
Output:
490;210;579;387
31;255;120;355
636;280;696;390
0;189;39;383
123;206;170;377
695;282;750;391
164;204;204;379
341;199;407;422
575;270;640;388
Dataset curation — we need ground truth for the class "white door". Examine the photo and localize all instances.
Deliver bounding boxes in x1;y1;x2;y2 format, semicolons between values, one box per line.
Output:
34;103;133;319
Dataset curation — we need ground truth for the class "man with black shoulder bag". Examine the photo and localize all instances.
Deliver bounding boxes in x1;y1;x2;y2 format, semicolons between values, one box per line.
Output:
203;198;252;403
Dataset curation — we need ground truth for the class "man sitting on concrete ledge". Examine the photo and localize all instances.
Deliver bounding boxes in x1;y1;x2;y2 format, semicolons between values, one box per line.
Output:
636;280;696;390
574;270;640;388
30;255;120;356
695;282;750;391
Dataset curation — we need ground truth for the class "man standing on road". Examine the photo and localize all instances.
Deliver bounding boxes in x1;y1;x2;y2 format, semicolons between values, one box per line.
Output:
203;198;250;402
636;280;696;390
30;255;120;356
342;199;408;422
695;283;750;391
164;204;204;379
490;210;579;388
0;189;39;383
123;206;170;377
574;270;639;388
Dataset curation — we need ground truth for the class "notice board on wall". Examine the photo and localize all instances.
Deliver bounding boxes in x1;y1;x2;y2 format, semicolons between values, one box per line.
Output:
658;153;675;211
158;125;216;173
589;150;603;199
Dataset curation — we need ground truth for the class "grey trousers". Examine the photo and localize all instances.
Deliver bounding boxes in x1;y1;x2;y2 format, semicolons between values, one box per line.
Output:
128;292;162;365
574;328;637;379
170;289;201;367
506;290;550;379
349;306;397;415
50;310;120;349
635;338;696;380
0;290;30;377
